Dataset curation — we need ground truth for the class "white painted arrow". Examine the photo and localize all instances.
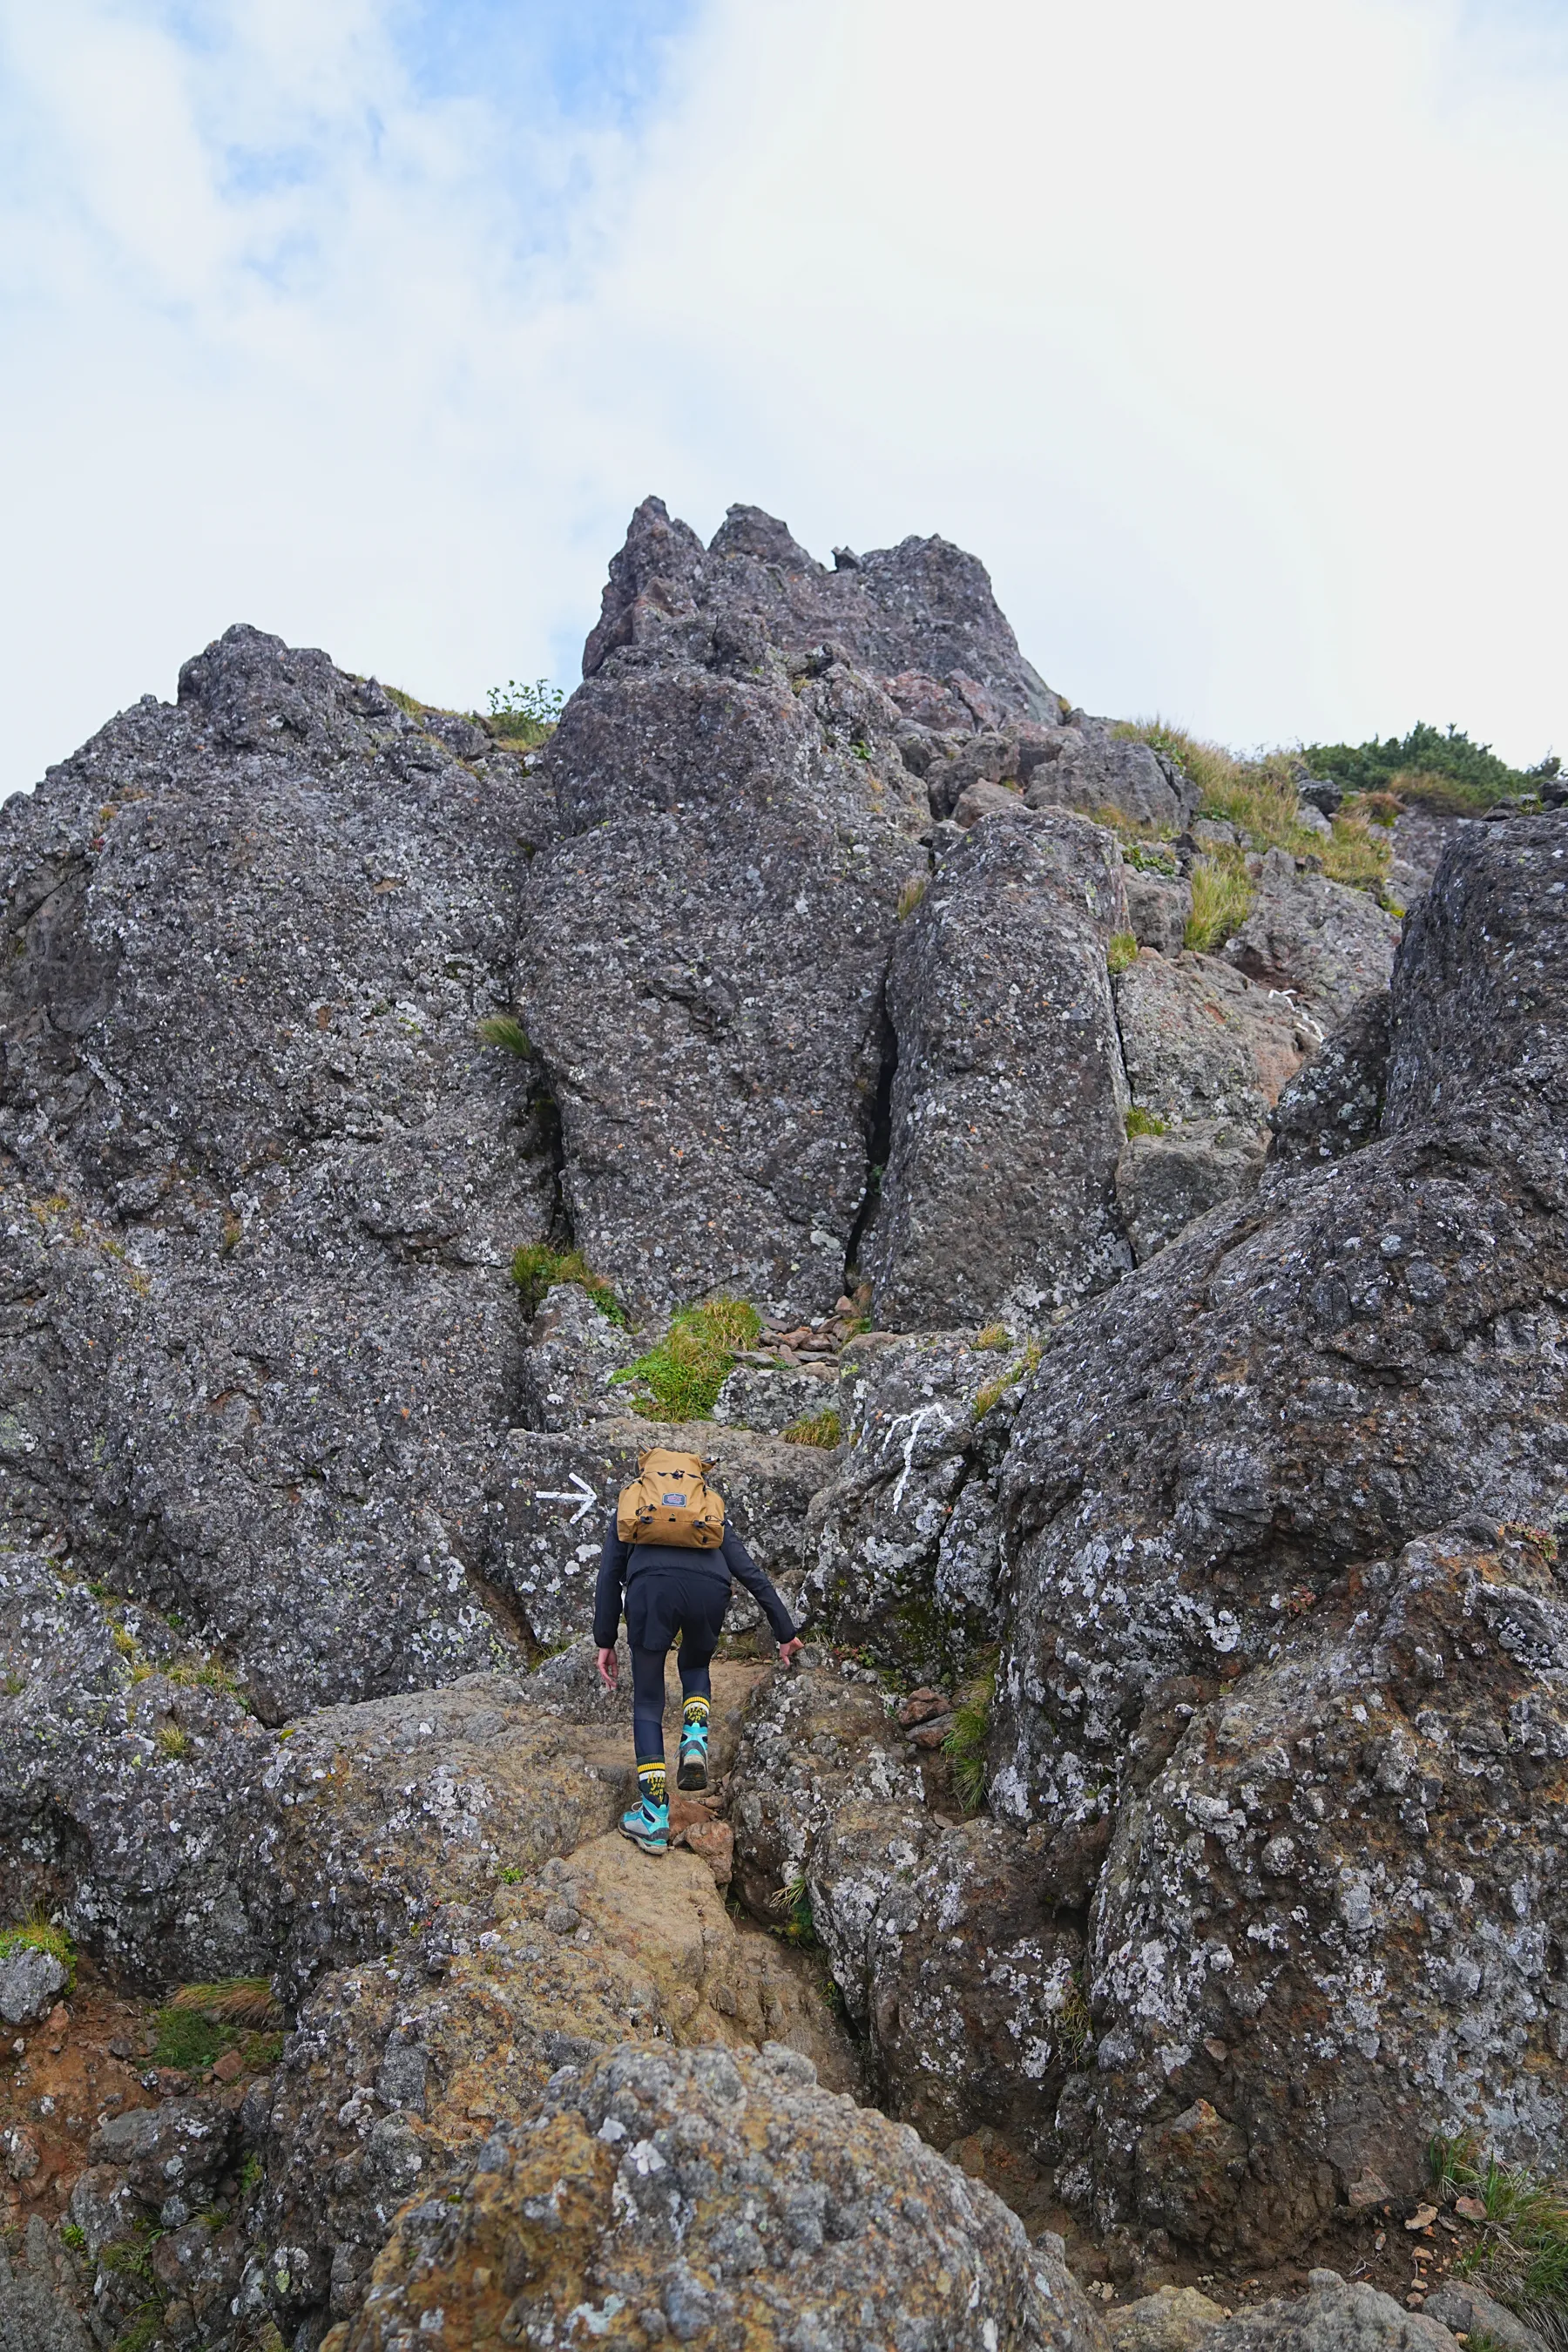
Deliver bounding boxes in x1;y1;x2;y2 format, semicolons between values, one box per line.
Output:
535;1470;599;1525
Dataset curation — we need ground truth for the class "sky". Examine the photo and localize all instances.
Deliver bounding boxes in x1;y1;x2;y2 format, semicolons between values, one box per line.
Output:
1;0;1565;798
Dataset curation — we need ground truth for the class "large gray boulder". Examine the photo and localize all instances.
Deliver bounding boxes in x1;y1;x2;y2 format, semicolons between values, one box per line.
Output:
800;1330;1027;1683
337;2041;1105;2352
866;808;1132;1328
0;627;556;1720
516;650;926;1324
1224;848;1402;1023
974;815;1568;2248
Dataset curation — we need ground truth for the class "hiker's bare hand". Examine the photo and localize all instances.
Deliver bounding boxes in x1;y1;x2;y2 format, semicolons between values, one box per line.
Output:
778;1637;805;1668
596;1646;618;1690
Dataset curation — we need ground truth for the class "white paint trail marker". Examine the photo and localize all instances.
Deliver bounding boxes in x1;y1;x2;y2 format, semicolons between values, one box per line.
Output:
534;1471;599;1525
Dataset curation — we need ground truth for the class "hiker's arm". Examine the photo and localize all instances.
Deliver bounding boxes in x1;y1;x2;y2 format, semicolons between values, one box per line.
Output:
592;1518;628;1677
721;1526;801;1650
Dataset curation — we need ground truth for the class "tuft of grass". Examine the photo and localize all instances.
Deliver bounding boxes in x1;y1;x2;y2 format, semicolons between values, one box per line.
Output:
0;1913;75;1988
510;1243;627;1328
943;1657;997;1814
974;1323;1011;1352
772;1875;818;1948
781;1408;841;1449
60;2222;87;2253
1124;1105;1167;1139
1053;1969;1094;2063
152;2003;236;2072
169;1977;283;2030
1184;851;1255;952
1319;812;1393;896
152;1721;190;1761
611;1297;761;1423
477;1014;532;1058
896;875;928;921
112;2309;164;2352
167;1655;248;1707
240;2152;263;2198
972;1340;1043;1422
1432;2136;1568;2339
1106;931;1139;976
497;1865;524;1885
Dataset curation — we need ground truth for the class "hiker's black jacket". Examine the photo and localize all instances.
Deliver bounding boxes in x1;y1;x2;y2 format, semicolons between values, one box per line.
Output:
592;1516;798;1649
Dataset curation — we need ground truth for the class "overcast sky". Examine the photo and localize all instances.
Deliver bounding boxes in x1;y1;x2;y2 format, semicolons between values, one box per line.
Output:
1;0;1564;798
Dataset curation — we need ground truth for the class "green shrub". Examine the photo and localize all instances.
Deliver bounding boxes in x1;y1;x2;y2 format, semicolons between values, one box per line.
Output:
1124;1105;1167;1138
477;1015;532;1058
510;1244;626;1328
611;1298;761;1422
0;1914;75;1988
943;1658;997;1813
1185;853;1255;952
59;2221;87;2253
1106;931;1139;976
781;1409;841;1449
487;679;564;745
1303;722;1558;808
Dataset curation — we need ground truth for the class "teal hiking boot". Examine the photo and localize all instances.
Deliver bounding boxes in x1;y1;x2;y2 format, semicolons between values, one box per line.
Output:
619;1795;669;1855
677;1713;710;1792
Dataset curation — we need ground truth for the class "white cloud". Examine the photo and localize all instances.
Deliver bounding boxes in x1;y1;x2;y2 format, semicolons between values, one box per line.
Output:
0;0;1563;799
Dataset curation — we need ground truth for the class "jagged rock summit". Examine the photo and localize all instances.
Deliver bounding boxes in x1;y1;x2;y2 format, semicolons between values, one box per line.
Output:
2;498;1559;2352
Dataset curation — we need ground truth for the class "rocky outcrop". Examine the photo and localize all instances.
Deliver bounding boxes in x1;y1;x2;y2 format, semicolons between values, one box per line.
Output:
1114;950;1315;1132
0;632;556;1720
1268;990;1390;1166
799;1330;1028;1683
3;506;1560;2348
867;808;1132;1328
1223;849;1402;1024
478;1416;838;1649
335;2040;1105;2352
253;1835;859;2334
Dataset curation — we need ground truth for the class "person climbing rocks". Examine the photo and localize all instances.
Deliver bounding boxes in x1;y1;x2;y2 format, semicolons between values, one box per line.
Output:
594;1447;803;1855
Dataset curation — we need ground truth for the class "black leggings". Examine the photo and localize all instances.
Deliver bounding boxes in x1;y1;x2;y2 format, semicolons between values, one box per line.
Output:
625;1565;729;1765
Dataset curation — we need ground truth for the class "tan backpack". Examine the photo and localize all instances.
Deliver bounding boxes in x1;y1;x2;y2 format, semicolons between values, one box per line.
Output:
617;1449;725;1550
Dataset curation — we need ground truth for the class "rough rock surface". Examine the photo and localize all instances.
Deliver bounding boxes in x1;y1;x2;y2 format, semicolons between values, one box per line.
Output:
1;1544;637;1989
0;626;555;1720
800;1331;1029;1683
1113;950;1315;1133
337;2041;1105;2352
1224;849;1402;1023
0;2217;92;2352
515;1279;639;1430
1114;1122;1267;1263
0;1943;69;2026
1124;870;1193;957
478;1416;838;1650
255;1837;859;2335
979;815;1568;2246
867;808;1132;1328
1267;992;1390;1166
1024;720;1200;835
1201;2273;1461;2352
